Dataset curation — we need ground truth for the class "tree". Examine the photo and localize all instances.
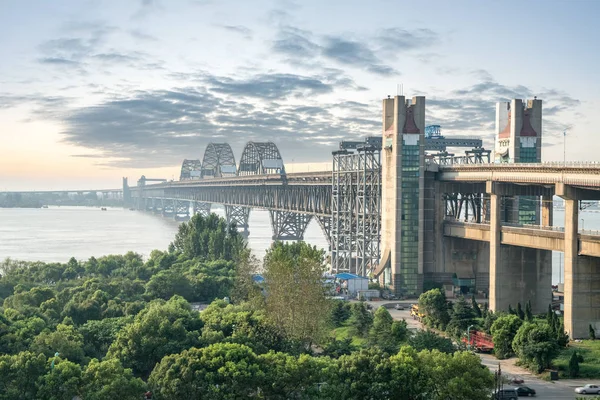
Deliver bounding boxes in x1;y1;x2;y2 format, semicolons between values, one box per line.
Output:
259;351;334;399
79;317;132;359
37;358;82;400
170;213;243;261
516;302;525;320
417;349;495;400
525;300;533;322
408;330;455;354
144;269;192;300
590;324;596;340
322;338;356;358
391;319;409;343
230;248;261;305
107;296;203;377
30;323;85;364
263;242;331;348
569;351;580;378
471;295;482;318
349;302;373;337
512;321;560;373
0;351;46;400
418;288;450;330
330;301;352;327
327;348;392;400
490;314;523;359
446;296;475;338
508;304;515;315
149;343;263;399
369;306;397;353
81;358;146;400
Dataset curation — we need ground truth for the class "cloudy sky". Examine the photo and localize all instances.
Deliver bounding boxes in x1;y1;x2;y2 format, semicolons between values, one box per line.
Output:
1;0;598;190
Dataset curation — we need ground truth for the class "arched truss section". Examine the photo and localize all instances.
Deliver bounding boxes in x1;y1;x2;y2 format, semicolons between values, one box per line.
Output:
201;143;237;178
238;141;286;176
179;159;202;180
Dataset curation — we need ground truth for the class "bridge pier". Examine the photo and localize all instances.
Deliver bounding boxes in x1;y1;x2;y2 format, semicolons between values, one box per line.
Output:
192;201;211;217
161;199;174;218
269;211;312;241
487;182;551;314
558;184;600;339
225;205;250;236
174;199;190;221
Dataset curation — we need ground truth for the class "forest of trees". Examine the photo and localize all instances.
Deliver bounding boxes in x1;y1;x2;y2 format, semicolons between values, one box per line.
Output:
0;213;495;399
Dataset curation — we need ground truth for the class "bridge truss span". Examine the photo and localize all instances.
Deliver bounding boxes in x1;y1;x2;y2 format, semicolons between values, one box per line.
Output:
180;159;202;180
238;141;285;176
201;143;237;178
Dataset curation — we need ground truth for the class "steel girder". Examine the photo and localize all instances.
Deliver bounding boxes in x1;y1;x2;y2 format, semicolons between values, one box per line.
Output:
238;141;285;176
180;159;202;180
225;205;250;235
269;211;312;241
192;201;211;217
444;193;486;222
201;143;237;178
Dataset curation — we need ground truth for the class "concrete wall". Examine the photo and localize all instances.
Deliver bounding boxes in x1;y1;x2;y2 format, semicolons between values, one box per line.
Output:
567;255;600;338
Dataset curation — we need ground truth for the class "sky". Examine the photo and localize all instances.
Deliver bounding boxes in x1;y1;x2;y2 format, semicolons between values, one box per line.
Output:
1;0;599;190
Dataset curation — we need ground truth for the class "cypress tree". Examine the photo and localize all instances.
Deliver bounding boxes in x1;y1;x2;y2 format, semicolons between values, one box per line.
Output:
569;351;580;377
590;324;596;340
525;301;533;322
471;294;482;318
516;302;525;320
508;304;515;315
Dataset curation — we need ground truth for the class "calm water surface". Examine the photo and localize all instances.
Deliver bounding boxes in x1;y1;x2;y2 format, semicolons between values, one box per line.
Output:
0;206;329;263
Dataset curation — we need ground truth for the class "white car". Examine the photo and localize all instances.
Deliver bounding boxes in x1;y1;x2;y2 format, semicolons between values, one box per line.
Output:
575;384;600;394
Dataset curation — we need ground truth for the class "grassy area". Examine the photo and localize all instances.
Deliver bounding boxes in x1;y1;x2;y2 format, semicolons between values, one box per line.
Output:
554;340;600;378
330;323;367;347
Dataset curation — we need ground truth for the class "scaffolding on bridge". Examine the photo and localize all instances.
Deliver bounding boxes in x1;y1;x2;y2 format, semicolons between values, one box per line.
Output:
331;146;381;276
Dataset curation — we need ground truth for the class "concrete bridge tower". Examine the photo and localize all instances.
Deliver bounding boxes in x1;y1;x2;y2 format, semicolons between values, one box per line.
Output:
379;95;426;297
495;98;542;164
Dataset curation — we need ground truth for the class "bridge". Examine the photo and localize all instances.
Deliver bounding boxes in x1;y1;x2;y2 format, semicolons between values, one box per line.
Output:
7;95;600;339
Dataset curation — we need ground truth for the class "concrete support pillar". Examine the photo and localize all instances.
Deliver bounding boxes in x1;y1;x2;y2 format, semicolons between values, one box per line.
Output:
488;183;502;311
487;182;551;314
542;194;553;227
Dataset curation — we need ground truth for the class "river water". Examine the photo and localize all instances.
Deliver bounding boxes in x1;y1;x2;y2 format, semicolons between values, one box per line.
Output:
0;206;329;264
1;206;599;284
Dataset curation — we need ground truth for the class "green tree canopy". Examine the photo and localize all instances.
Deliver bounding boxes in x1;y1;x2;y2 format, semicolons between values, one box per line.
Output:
418;289;450;330
263;242;331;348
107;295;203;377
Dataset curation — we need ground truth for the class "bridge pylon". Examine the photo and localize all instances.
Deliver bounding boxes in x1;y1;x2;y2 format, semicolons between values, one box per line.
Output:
225;205;250;236
192;201;211;217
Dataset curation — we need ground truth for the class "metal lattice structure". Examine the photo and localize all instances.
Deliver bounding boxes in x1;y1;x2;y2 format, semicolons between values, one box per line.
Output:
225;205;250;235
180;159;202;180
436;148;491;165
238;142;285;175
331;147;381;276
201;143;237;178
269;211;312;241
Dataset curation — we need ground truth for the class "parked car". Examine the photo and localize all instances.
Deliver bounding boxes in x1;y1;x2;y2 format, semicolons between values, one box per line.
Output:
515;386;536;397
575;384;600;394
493;388;518;400
394;304;405;310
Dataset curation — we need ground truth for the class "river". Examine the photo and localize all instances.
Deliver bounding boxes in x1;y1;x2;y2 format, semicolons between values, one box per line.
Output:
1;206;599;284
0;206;329;264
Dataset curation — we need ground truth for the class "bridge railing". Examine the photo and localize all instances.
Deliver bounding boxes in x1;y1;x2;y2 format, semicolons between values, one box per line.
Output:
446;218;600;236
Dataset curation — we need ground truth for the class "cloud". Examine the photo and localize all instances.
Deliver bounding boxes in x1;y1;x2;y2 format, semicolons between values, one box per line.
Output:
132;0;163;19
376;28;439;52
206;73;335;99
129;29;158;41
220;25;253;39
271;25;439;76
322;37;397;76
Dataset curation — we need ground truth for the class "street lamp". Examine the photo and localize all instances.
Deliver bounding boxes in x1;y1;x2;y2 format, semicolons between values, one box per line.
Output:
467;324;475;351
